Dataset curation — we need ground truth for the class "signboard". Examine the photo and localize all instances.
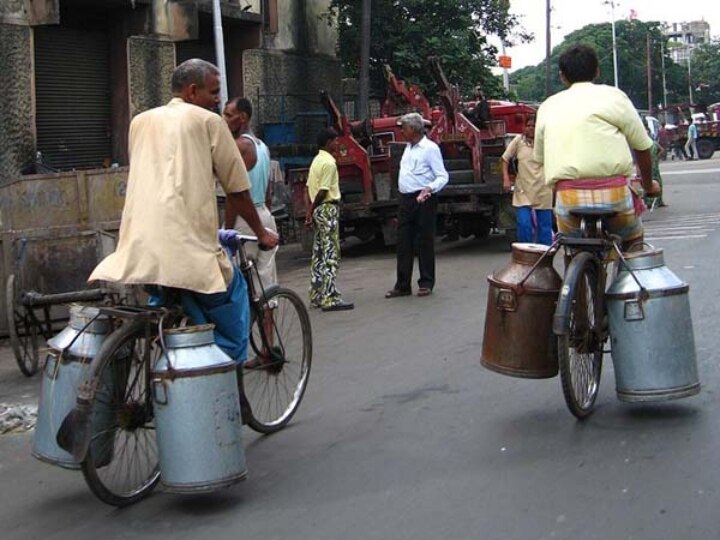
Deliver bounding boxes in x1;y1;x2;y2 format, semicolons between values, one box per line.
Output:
498;55;512;69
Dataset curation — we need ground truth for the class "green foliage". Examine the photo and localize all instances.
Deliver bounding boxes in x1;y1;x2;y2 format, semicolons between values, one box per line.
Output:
691;40;720;106
510;20;690;109
325;0;530;100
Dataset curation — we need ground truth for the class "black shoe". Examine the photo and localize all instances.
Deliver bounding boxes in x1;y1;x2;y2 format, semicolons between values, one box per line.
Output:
322;300;355;312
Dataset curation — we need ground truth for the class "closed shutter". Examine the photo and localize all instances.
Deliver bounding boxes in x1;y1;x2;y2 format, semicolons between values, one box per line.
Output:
34;26;111;170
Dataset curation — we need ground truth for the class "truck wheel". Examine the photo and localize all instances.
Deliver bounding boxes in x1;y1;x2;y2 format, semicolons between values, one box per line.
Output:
696;139;715;160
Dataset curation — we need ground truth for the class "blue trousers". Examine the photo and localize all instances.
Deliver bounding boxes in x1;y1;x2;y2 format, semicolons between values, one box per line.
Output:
516;207;553;245
148;266;250;363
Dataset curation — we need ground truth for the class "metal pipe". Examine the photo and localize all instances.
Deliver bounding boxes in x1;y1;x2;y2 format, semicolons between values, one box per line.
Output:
212;0;229;111
647;34;652;111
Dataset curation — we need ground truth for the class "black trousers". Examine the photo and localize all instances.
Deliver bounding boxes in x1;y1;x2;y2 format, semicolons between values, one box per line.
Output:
394;193;437;292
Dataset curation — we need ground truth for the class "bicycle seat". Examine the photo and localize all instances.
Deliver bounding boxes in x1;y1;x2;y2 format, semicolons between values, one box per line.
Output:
569;208;617;220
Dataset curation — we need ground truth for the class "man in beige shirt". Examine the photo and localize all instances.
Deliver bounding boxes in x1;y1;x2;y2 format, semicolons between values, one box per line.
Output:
90;59;278;363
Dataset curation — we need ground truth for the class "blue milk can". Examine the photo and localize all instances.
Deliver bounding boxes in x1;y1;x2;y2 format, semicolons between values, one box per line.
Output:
151;325;247;493
32;305;110;468
606;248;700;402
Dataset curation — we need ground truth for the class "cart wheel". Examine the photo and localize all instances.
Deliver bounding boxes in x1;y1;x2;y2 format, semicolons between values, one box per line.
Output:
6;274;40;377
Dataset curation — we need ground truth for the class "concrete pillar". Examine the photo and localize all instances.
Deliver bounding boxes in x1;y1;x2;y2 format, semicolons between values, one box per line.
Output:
0;24;34;185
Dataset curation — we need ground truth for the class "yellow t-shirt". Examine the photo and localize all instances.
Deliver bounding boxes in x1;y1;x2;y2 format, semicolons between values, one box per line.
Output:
534;82;653;185
90;98;250;294
307;149;341;203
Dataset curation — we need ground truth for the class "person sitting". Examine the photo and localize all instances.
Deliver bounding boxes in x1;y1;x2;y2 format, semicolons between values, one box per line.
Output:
534;44;657;251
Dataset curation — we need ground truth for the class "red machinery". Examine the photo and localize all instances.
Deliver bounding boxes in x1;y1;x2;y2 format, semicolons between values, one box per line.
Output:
380;64;433;120
289;59;518;249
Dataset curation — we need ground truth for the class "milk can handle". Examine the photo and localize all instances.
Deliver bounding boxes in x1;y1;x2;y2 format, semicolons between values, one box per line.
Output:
516;239;561;290
56;311;104;379
612;244;649;300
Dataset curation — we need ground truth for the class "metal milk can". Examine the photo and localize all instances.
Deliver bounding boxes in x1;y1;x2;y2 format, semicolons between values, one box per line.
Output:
151;324;247;493
607;247;700;402
33;305;110;469
482;243;562;378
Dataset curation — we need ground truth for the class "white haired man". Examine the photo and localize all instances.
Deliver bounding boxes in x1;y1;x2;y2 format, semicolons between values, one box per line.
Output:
386;112;448;298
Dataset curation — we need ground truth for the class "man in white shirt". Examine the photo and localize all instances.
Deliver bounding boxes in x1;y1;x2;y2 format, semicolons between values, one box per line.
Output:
386;112;448;298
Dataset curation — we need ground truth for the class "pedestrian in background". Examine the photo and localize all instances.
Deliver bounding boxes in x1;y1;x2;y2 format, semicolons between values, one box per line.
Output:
224;96;281;367
685;117;698;160
223;97;279;291
386;112;448;299
501;117;553;245
305;127;354;312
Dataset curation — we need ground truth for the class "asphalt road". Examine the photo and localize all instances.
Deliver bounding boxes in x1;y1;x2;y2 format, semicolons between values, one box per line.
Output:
1;155;719;540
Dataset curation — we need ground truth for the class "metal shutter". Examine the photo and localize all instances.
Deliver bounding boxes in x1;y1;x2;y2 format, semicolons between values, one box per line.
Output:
34;26;111;171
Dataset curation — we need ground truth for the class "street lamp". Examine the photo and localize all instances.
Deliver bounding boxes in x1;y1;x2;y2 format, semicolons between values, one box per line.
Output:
602;0;620;88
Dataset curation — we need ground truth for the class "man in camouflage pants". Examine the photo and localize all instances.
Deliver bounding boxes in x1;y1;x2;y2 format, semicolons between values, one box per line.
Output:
304;128;354;312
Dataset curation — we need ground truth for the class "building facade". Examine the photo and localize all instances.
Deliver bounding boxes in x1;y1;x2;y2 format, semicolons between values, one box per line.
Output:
0;0;340;184
664;20;711;64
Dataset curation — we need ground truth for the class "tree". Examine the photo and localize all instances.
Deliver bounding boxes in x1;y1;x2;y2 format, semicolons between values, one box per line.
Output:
510;20;688;109
325;0;530;101
691;40;720;107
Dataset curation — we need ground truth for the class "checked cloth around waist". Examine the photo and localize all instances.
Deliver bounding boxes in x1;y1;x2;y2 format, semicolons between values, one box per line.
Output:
554;175;643;242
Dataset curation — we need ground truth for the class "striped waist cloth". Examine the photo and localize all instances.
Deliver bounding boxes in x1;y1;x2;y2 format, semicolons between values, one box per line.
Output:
555;176;627;191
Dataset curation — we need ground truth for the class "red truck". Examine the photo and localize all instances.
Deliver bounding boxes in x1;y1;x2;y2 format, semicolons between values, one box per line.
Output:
657;104;720;159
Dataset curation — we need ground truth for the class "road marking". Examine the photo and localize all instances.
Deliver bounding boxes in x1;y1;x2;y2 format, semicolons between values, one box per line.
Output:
662;168;720;175
643;211;720;241
644;234;708;241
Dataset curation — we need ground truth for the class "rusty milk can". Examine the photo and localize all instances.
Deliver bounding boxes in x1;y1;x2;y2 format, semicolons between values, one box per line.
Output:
481;243;562;378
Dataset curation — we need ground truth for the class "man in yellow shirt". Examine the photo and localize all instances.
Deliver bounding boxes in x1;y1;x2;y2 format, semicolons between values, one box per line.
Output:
534;44;656;249
90;59;278;363
305;127;354;312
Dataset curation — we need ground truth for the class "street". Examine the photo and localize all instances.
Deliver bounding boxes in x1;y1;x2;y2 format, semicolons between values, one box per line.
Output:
1;156;719;540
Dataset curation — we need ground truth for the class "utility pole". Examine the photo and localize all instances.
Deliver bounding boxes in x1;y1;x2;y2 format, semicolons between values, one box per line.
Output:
501;40;510;91
661;38;668;108
545;0;551;97
212;0;228;110
358;0;371;121
687;55;694;104
646;34;653;111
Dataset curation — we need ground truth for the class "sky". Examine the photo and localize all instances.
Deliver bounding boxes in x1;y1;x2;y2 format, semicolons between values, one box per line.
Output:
494;0;720;72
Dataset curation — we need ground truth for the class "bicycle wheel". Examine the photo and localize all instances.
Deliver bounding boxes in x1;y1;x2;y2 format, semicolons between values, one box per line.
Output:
81;320;161;506
243;287;312;434
558;254;604;419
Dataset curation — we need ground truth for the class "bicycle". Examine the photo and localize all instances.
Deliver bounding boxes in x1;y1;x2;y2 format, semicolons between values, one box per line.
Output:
552;208;626;419
66;234;312;506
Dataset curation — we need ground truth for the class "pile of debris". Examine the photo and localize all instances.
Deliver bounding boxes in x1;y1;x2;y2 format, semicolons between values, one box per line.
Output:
0;403;38;434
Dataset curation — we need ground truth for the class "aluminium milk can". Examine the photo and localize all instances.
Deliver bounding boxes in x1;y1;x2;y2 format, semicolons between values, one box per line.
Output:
607;247;700;402
151;325;247;493
482;243;562;378
33;305;111;469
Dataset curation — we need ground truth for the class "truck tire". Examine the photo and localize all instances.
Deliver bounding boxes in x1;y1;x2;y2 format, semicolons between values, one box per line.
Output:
696;139;715;160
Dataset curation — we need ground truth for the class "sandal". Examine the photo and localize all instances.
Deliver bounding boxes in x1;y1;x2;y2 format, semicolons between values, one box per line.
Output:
385;289;411;299
417;288;432;297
